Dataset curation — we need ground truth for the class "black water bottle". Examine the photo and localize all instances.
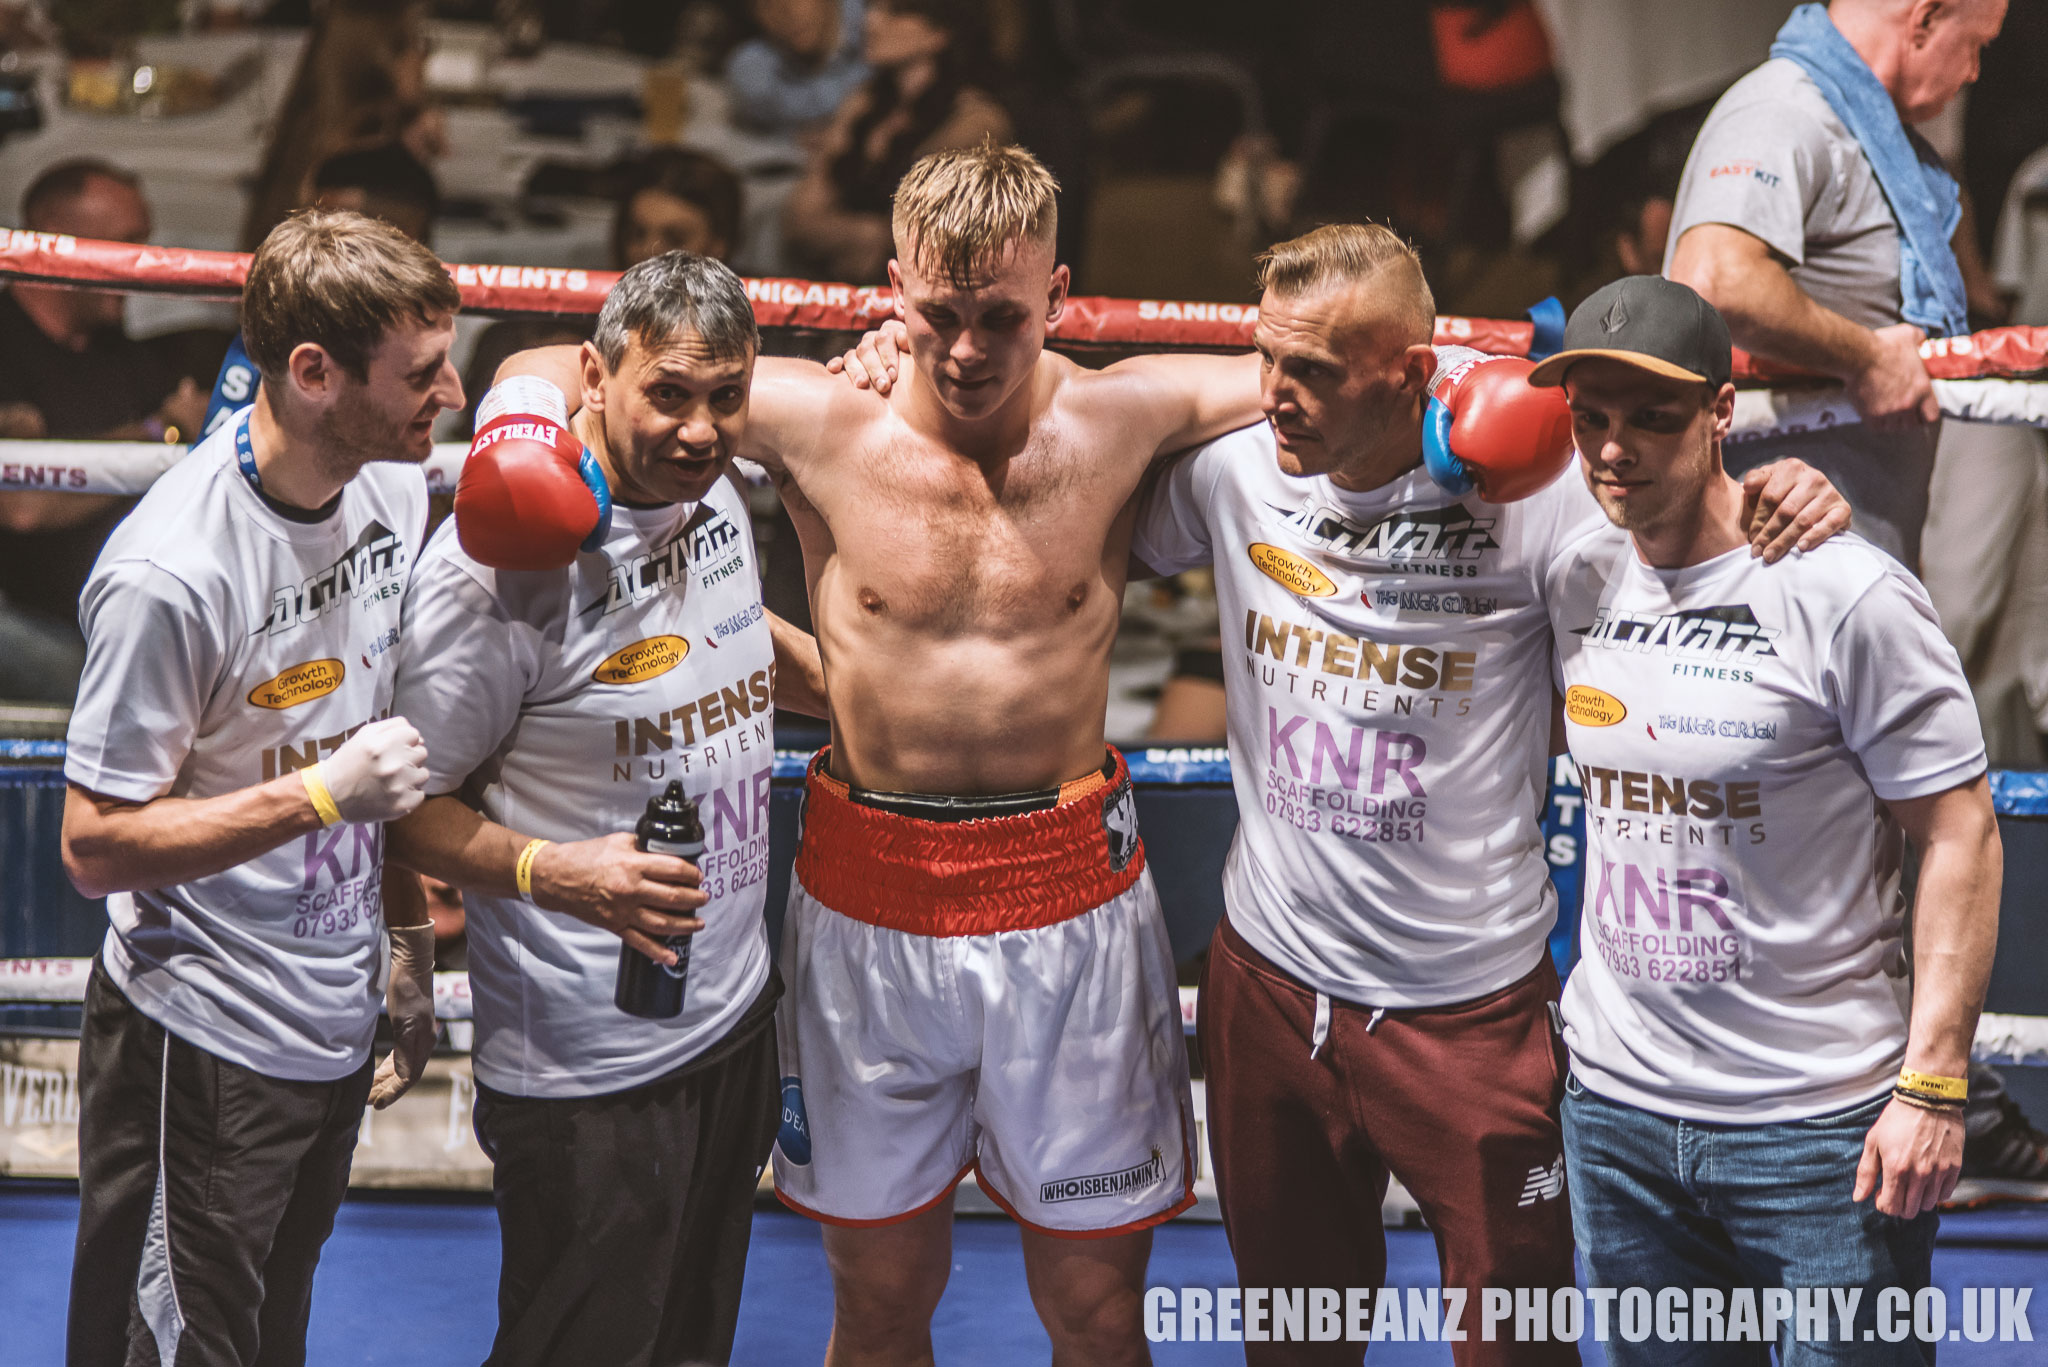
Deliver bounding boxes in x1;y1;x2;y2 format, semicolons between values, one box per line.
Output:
614;781;706;1019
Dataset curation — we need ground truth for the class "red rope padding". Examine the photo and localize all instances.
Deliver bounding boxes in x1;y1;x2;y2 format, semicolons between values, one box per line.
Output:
0;228;2040;379
0;227;1540;351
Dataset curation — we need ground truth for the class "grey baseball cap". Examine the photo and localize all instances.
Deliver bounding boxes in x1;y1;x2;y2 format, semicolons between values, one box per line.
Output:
1527;275;1733;389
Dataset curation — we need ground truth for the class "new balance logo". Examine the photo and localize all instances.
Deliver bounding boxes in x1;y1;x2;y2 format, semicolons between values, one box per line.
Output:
1571;604;1779;660
1517;1157;1564;1207
1278;502;1499;562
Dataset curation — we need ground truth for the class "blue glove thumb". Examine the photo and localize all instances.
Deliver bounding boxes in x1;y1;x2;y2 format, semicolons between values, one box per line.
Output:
576;447;613;552
1422;396;1474;496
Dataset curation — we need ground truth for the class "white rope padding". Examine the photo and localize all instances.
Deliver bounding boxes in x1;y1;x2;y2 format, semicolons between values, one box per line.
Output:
5;375;2045;498
1728;377;2048;444
0;957;473;1019
0;442;469;497
1972;1012;2048;1068
2;960;2042;1065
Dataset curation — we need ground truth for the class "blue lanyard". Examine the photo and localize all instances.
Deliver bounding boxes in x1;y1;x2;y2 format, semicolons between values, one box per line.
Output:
233;409;262;492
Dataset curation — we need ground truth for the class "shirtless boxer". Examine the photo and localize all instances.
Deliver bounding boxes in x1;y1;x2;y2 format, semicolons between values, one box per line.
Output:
835;222;1848;1366
479;143;1255;1367
476;147;1580;1364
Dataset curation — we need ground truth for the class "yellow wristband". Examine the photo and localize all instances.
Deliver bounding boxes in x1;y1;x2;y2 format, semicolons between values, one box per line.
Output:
300;765;342;827
514;839;550;906
1897;1069;1968;1102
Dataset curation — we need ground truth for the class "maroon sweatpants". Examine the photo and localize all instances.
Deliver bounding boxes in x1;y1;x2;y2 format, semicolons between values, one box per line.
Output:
1200;916;1579;1366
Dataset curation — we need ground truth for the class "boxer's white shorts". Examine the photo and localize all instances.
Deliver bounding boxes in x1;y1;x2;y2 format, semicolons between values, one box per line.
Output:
772;868;1195;1236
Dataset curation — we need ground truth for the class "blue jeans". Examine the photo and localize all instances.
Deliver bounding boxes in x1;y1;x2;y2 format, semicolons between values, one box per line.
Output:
1562;1072;1938;1366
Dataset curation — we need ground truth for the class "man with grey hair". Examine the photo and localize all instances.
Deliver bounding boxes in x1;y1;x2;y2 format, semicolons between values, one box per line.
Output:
386;251;827;1366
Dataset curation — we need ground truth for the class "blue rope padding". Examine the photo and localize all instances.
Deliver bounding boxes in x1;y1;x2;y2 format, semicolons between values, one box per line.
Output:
0;739;65;761
1123;749;1235;786
769;748;1237;787
1991;770;2048;817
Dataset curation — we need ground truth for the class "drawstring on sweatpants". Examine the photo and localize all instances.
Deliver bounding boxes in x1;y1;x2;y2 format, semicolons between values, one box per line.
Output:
1309;992;1332;1059
1309;998;1389;1058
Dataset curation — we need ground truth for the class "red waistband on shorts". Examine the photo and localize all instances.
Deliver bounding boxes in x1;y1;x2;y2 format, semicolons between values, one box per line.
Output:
792;747;1146;935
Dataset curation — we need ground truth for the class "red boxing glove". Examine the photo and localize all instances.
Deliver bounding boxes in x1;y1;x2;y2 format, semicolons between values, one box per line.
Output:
455;378;611;571
1421;355;1575;503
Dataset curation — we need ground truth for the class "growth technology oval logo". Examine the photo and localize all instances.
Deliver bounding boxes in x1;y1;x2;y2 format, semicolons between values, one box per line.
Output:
247;659;345;709
1564;684;1627;727
592;635;690;686
1247;543;1337;598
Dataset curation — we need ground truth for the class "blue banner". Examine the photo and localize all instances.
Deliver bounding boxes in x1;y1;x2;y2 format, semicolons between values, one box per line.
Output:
201;331;258;440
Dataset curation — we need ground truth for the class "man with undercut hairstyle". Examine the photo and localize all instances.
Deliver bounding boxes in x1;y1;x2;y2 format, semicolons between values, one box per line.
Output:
1535;276;2000;1364
1127;228;1850;1367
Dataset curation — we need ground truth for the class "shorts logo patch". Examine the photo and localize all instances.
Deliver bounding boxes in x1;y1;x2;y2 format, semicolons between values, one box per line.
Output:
778;1076;812;1166
1101;778;1139;872
1041;1148;1163;1204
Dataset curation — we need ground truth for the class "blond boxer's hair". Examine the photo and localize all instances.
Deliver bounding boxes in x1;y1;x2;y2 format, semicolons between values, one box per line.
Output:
242;208;461;381
1257;223;1435;345
892;143;1059;287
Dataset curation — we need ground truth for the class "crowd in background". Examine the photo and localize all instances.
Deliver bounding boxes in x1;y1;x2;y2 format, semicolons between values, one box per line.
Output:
0;0;2044;775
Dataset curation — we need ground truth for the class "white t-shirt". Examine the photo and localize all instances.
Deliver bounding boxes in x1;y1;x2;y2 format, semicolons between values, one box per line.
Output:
66;410;426;1082
1545;530;1986;1122
393;478;775;1098
1133;396;1605;1007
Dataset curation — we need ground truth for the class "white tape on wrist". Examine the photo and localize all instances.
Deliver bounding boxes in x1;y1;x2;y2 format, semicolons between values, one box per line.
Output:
476;374;571;430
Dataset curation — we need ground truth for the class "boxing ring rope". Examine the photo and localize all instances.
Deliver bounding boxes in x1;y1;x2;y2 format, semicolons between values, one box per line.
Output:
7;227;2048;371
6;957;2048;1067
5;747;2048;1067
8;373;2047;500
0;238;2046;1076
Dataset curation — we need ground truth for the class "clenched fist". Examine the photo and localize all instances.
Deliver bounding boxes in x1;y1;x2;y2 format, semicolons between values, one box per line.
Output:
315;717;429;824
1850;323;1939;431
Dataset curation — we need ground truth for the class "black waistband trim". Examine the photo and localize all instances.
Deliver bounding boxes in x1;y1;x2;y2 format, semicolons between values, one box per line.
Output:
846;755;1117;823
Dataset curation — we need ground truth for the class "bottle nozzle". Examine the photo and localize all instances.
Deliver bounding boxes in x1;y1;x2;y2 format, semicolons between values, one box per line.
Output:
641;779;704;845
